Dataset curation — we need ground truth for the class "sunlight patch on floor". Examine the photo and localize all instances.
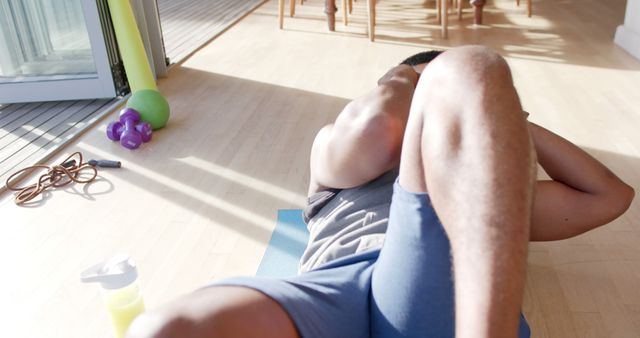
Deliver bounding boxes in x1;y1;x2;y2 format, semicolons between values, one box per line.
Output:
176;156;307;208
503;13;554;29
78;142;276;241
18;126;57;142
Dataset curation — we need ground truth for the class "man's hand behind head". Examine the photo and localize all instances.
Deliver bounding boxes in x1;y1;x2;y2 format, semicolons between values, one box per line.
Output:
412;63;428;75
377;64;418;86
400;50;444;74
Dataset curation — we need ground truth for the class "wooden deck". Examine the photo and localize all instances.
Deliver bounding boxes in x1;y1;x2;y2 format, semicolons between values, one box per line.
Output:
158;0;266;63
0;99;119;190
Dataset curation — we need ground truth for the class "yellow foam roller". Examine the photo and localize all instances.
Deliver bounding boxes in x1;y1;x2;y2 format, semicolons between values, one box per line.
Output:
107;0;157;92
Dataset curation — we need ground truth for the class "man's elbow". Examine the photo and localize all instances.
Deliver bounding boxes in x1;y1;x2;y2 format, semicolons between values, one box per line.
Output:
607;181;635;219
619;182;635;212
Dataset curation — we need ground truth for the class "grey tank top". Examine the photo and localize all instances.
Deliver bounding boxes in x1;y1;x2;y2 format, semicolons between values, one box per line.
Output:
299;169;397;273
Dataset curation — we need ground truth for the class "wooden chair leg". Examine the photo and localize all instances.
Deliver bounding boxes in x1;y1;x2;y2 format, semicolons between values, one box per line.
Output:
441;0;448;39
290;0;295;17
457;0;463;20
326;0;336;31
342;0;348;25
516;0;520;6
278;0;285;28
373;0;376;26
367;0;375;41
436;0;441;24
348;0;353;14
527;0;532;17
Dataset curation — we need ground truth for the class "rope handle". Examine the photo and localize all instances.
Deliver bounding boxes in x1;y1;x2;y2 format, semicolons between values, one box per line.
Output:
5;152;98;205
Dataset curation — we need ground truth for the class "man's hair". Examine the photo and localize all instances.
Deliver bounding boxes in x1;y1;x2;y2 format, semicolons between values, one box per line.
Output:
399;50;444;66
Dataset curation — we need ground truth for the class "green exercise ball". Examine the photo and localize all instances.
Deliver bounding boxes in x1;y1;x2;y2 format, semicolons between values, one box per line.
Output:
126;89;170;130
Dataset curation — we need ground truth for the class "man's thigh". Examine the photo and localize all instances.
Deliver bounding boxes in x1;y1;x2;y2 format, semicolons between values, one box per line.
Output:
370;181;531;338
206;254;378;338
370;181;455;337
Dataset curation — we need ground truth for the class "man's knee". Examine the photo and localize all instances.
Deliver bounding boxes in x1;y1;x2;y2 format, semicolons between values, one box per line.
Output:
126;299;255;338
412;46;520;126
126;307;196;338
125;287;298;338
408;46;526;156
418;46;514;103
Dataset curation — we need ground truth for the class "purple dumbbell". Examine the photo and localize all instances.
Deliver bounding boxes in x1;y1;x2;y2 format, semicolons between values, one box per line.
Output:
118;108;143;149
107;120;153;143
106;120;124;141
107;108;138;142
106;108;154;149
105;108;142;149
135;121;153;143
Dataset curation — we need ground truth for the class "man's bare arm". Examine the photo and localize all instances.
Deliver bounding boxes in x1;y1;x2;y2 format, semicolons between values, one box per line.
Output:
530;122;635;241
308;65;418;194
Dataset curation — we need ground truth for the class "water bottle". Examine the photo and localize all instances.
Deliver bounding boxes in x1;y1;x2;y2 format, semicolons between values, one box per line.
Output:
81;254;146;338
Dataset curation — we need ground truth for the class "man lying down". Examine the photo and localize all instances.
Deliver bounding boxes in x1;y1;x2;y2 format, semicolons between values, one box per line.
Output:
127;46;634;338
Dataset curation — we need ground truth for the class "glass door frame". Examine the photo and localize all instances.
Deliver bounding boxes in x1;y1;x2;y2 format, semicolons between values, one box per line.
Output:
0;0;117;104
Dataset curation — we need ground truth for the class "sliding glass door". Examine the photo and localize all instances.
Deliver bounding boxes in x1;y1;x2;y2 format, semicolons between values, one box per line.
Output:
0;0;123;103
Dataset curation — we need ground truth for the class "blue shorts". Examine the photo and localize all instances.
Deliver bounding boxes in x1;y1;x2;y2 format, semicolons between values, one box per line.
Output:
211;181;531;338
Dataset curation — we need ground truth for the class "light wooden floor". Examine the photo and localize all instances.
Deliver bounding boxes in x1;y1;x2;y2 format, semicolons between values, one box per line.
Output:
1;0;639;337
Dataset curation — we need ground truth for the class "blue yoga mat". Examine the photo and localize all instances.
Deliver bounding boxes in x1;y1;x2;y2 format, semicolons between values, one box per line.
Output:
256;209;309;278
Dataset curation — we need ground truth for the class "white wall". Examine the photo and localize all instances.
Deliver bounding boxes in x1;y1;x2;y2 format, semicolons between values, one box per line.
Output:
615;0;640;60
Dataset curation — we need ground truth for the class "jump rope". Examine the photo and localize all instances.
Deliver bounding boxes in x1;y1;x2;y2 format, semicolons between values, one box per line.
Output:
5;152;120;205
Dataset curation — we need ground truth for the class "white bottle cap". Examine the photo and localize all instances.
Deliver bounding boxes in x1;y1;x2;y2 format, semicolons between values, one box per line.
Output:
80;254;139;290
